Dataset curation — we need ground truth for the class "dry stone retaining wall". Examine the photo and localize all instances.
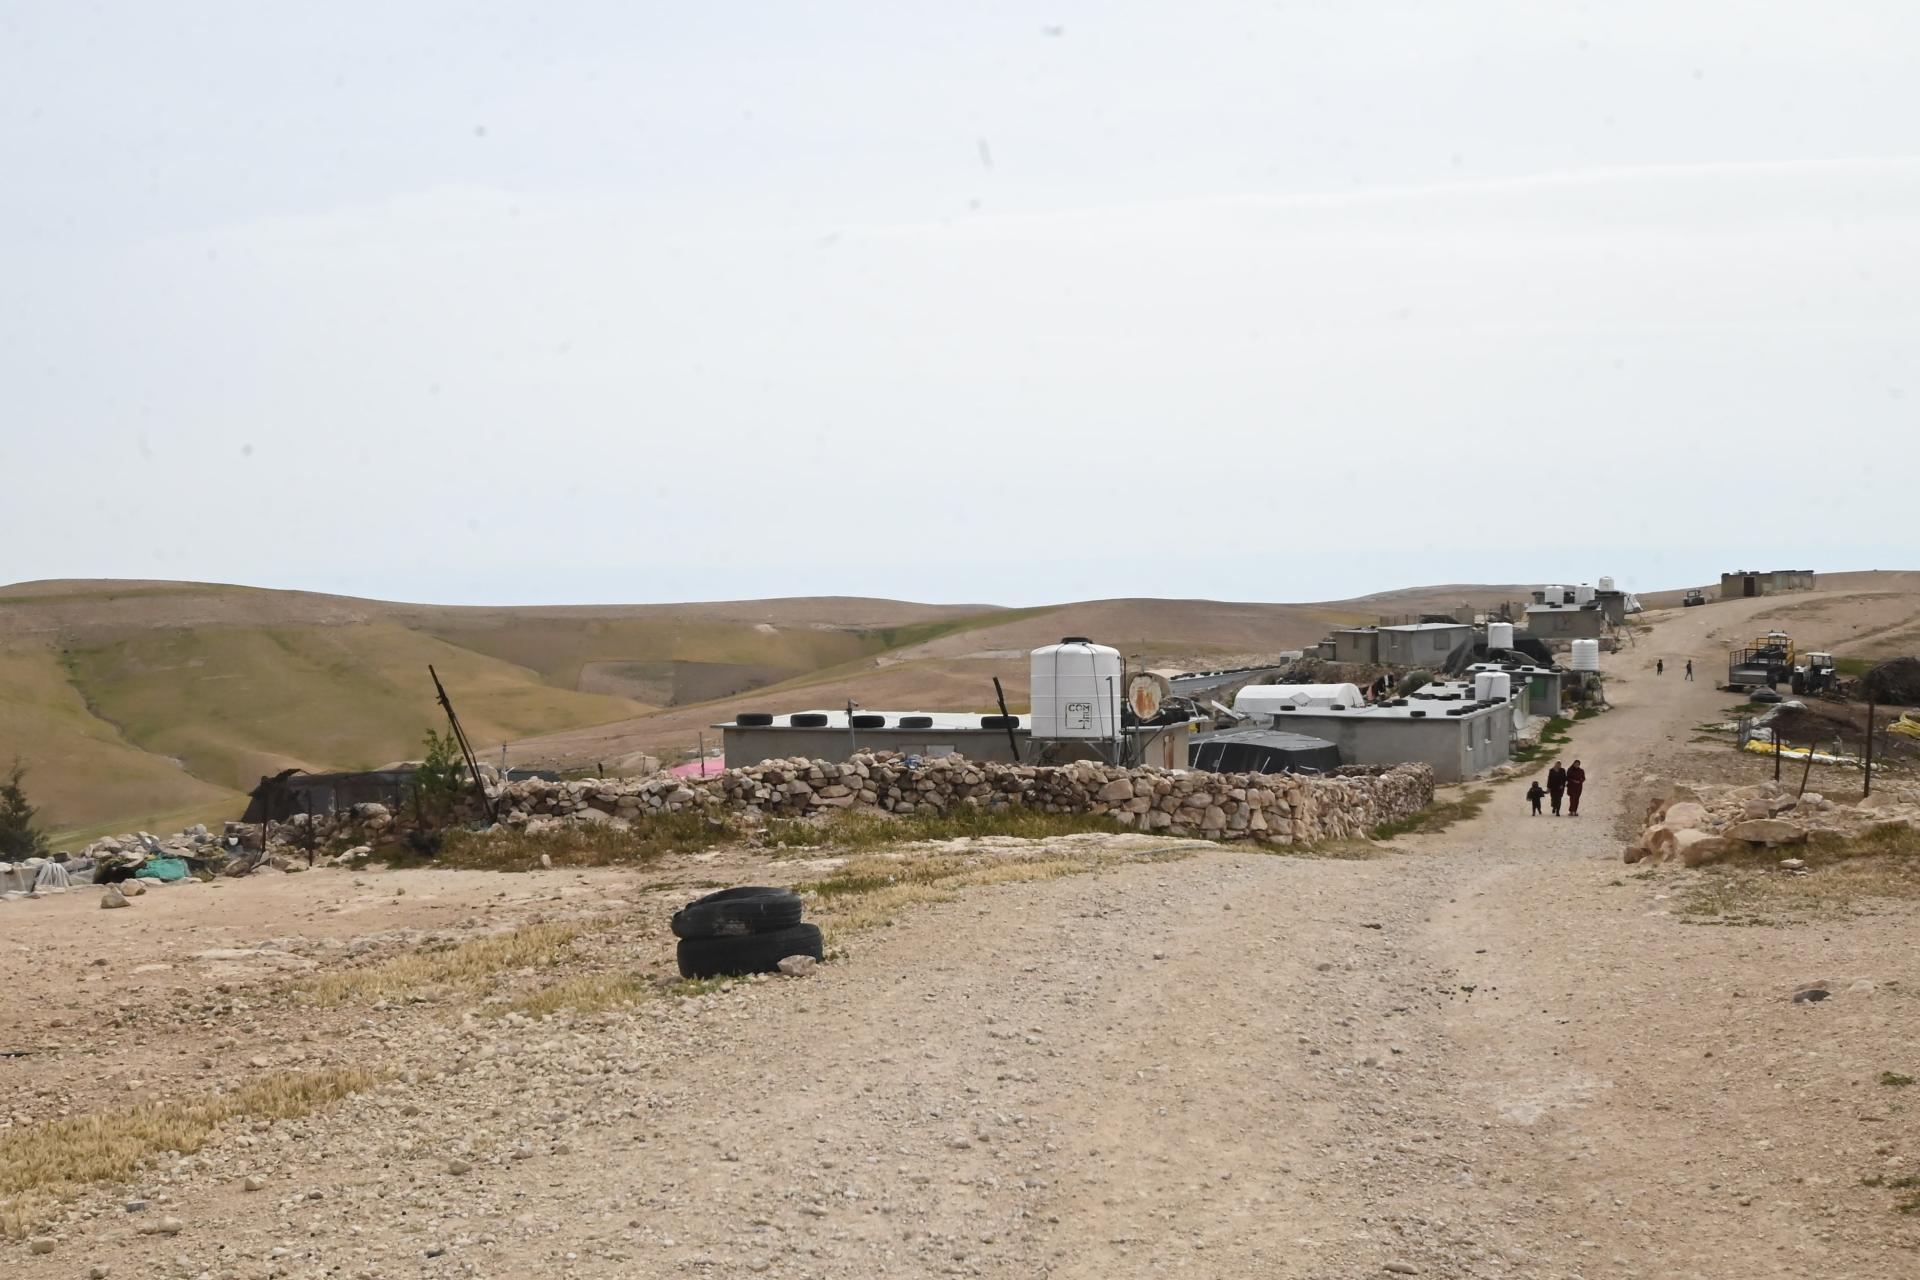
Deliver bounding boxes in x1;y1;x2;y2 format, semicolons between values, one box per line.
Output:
459;752;1435;845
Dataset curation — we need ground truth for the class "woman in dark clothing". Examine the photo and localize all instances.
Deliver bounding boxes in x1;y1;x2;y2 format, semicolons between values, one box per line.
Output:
1546;762;1567;816
1565;760;1587;816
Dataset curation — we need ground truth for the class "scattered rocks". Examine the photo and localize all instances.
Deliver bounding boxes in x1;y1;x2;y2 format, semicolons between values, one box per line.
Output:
99;886;130;909
28;1236;55;1254
776;955;817;977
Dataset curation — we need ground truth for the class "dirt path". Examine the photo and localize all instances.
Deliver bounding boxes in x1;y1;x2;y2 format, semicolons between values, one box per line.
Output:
10;595;1918;1278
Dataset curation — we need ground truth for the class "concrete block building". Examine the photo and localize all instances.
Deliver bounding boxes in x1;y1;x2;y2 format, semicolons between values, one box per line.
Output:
1524;602;1606;643
1376;622;1473;667
1260;681;1510;782
1720;570;1815;598
714;710;1193;771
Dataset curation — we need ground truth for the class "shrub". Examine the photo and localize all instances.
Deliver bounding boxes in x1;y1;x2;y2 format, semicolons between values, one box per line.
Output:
410;729;467;829
0;762;48;860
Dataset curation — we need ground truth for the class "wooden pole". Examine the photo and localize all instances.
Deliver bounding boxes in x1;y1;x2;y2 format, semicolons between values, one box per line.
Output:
992;677;1022;763
1797;736;1816;799
1864;700;1876;798
1773;725;1782;782
428;664;498;825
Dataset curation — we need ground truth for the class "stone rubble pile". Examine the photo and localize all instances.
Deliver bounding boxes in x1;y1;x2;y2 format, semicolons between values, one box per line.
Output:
461;752;1436;845
1626;778;1920;867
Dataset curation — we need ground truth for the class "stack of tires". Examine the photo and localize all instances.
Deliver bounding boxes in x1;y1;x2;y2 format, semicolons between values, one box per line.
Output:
671;886;824;979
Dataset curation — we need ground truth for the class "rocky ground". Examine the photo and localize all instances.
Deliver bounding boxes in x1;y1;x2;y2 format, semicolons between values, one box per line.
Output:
5;591;1918;1279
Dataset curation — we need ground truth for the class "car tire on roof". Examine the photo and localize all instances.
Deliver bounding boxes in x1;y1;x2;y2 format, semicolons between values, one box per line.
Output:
789;713;829;728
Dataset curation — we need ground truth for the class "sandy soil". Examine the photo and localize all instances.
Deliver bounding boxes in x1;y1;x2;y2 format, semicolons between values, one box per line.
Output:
6;591;1919;1278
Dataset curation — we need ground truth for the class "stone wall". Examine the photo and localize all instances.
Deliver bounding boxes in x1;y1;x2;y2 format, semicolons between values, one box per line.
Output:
460;752;1435;846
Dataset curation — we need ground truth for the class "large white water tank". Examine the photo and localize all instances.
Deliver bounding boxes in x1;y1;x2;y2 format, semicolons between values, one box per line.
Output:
1487;621;1515;650
1030;639;1123;739
1575;582;1595;605
1570;639;1601;672
1474;671;1513;703
1233;684;1365;716
1598;575;1615;592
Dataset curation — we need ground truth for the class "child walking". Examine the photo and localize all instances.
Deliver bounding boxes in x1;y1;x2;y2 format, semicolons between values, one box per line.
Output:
1526;780;1545;816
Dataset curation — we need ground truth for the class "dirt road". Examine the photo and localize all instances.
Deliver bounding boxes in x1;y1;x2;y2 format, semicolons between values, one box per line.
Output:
8;593;1917;1278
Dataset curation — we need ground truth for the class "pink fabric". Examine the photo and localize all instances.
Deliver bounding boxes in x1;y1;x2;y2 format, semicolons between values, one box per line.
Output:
669;757;724;778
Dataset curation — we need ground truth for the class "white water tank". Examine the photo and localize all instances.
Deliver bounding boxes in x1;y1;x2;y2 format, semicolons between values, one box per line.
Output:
1598;575;1615;592
1030;638;1122;739
1474;671;1513;703
1575;582;1595;605
1570;639;1601;672
1487;621;1515;650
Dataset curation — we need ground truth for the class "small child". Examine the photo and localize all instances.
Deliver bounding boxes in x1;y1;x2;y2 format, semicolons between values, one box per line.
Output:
1526;781;1545;816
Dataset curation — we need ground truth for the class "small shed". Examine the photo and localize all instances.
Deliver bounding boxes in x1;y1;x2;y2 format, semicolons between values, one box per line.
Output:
1326;628;1380;664
1524;602;1606;642
1377;623;1474;666
1188;728;1342;775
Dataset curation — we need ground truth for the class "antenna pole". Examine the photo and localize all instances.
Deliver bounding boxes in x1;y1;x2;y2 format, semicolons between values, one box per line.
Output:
429;664;498;825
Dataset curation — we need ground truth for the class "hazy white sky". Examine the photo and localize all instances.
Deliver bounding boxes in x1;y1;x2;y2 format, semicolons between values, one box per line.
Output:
3;2;1916;605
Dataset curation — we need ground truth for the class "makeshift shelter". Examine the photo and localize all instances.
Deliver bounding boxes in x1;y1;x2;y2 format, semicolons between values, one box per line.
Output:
1233;684;1365;716
1188;728;1342;775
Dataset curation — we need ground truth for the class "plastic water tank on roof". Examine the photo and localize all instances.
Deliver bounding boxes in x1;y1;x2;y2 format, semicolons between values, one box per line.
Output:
1030;638;1122;740
1474;671;1513;703
1487;621;1514;649
1233;684;1366;717
1575;583;1596;605
1598;575;1616;592
1570;639;1601;672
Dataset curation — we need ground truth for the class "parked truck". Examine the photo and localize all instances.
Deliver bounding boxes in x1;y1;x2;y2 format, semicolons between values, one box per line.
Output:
1728;631;1794;689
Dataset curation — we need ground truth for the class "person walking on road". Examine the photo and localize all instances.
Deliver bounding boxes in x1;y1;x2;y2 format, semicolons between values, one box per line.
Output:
1546;762;1567;816
1685;659;1694;681
1656;658;1664;676
1526;780;1546;816
1566;759;1587;816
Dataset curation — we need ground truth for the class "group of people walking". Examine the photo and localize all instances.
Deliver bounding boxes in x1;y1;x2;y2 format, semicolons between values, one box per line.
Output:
1655;657;1693;680
1526;759;1586;816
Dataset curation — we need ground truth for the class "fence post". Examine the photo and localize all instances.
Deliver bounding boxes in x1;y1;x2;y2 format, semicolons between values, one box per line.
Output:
1864;701;1876;798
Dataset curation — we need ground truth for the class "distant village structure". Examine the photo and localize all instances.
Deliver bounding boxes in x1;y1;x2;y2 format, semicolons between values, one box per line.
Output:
1720;569;1816;598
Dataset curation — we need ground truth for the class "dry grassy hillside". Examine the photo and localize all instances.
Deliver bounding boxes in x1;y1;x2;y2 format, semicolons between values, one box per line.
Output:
0;581;998;839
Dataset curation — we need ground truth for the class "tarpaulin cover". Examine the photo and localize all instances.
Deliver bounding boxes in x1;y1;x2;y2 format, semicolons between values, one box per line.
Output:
138;856;191;882
1233;684;1364;715
1188;729;1342;775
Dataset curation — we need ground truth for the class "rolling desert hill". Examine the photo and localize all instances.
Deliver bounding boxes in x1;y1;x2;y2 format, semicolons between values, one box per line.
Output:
9;574;1913;841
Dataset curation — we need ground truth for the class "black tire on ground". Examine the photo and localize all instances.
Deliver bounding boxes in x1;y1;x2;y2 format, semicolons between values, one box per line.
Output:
1750;688;1783;704
898;715;933;729
789;713;829;728
676;922;825;979
735;712;775;727
980;715;1017;729
670;886;804;939
851;713;886;728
